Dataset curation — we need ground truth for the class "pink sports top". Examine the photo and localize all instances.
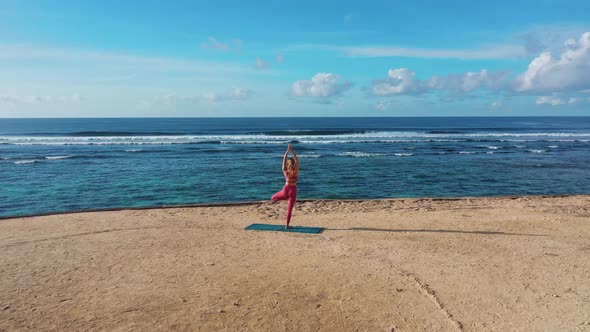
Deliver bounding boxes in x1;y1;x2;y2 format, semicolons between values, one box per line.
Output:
284;172;298;185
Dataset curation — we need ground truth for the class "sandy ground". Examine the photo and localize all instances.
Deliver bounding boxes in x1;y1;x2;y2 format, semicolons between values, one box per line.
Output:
1;195;590;331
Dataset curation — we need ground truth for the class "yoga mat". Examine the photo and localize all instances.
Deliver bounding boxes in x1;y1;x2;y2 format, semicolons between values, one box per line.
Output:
245;223;323;234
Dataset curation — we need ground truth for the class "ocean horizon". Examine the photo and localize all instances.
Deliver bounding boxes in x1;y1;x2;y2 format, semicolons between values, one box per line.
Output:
2;116;590;217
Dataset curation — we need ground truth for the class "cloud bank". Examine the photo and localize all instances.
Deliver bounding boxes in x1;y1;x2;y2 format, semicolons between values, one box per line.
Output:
369;31;590;107
536;95;590;106
370;68;509;96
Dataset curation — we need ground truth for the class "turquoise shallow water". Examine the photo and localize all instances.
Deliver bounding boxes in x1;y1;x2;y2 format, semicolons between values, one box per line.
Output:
1;117;590;217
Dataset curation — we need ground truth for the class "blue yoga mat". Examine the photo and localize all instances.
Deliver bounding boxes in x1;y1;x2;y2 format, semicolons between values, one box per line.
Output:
245;223;323;234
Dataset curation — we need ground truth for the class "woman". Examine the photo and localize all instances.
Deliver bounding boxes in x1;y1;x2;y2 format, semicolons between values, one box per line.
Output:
271;144;299;229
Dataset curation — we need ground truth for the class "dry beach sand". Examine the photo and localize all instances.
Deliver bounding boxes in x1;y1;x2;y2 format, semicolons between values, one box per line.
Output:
1;195;590;331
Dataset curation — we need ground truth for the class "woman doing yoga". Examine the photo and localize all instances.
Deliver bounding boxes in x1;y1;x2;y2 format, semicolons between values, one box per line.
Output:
271;144;299;229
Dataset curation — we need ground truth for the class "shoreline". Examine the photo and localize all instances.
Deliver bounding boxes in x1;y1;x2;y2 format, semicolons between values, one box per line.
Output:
0;193;584;220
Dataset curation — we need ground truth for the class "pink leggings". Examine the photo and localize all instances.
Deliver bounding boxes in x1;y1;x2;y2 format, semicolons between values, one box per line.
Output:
271;185;297;226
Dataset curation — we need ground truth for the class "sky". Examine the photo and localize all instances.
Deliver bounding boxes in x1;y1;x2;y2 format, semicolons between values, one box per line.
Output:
1;0;590;117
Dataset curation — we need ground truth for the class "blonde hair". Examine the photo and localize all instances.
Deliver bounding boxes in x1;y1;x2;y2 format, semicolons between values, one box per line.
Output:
287;157;296;170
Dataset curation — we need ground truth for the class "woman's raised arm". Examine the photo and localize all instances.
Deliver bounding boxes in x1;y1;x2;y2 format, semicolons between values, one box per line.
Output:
289;145;299;172
282;146;289;171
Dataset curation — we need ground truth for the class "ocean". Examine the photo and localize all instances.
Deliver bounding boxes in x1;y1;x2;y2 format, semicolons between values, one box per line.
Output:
1;117;589;217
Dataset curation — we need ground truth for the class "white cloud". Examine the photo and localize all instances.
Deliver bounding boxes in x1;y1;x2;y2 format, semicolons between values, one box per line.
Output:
0;94;82;105
371;68;422;95
139;94;198;108
228;87;252;100
536;95;566;106
140;88;252;108
535;94;590;106
254;57;270;69
0;95;31;104
370;68;509;96
290;73;352;100
200;37;243;51
428;70;510;93
514;32;590;92
368;32;590;108
200;92;223;103
0;44;251;74
202;87;253;103
340;44;525;59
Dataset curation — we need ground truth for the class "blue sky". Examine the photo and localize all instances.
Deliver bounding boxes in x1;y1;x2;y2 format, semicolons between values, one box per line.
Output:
1;0;590;117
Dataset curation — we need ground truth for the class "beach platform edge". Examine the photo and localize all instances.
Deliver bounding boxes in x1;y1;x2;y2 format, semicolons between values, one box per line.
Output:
0;194;584;221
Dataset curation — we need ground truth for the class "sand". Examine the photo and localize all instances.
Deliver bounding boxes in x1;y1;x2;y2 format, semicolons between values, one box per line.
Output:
1;195;589;331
